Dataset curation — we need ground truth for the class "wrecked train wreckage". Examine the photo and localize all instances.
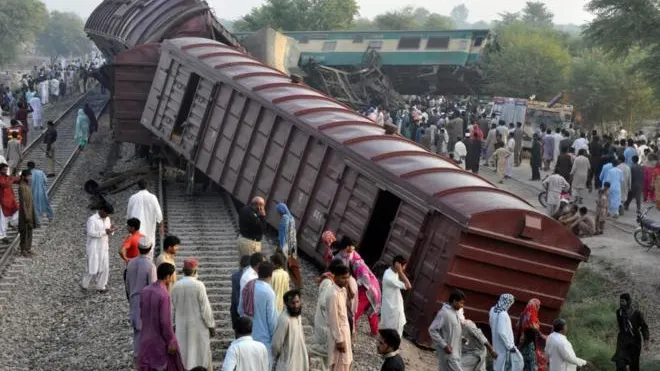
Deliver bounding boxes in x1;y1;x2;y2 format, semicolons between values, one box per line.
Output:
302;47;405;109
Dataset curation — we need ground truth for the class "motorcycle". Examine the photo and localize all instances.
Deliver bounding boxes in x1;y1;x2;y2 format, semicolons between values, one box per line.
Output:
633;206;660;250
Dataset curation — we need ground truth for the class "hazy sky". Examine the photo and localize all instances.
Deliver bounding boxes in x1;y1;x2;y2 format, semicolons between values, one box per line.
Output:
43;0;593;25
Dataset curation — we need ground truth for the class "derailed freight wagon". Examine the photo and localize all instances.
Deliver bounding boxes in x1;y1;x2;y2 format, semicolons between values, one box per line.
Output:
85;0;247;145
140;37;591;346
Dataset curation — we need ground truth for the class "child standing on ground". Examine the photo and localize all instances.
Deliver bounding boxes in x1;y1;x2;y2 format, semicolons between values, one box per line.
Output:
595;182;610;235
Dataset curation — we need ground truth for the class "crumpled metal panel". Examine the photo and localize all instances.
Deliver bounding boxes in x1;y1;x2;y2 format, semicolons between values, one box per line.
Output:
85;0;245;60
162;38;551;225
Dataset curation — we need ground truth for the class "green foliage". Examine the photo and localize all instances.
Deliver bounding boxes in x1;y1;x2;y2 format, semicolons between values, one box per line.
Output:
0;0;48;65
521;1;554;27
36;11;92;58
450;4;469;26
481;23;570;100
584;0;660;100
373;6;455;30
233;0;359;31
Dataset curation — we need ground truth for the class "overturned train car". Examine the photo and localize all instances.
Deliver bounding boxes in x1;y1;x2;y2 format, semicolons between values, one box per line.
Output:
139;37;590;346
84;0;247;145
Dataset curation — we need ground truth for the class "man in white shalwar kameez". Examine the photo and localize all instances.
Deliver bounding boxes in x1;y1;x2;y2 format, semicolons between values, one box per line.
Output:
429;290;465;371
49;77;60;103
127;179;163;260
28;95;43;130
379;255;411;337
272;289;309;371
489;294;524;371
545;318;589;371
171;258;216;371
39;80;49;105
542;172;570;217
82;204;115;292
223;317;269;371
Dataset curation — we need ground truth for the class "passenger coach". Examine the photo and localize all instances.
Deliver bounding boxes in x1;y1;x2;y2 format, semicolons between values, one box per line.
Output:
140;37;590;346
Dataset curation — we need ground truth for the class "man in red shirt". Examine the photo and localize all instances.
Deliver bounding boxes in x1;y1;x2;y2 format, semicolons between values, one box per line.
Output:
0;163;20;244
121;218;143;265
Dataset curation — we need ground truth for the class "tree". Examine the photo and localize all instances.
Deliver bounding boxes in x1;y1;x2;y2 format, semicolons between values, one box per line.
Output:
583;0;660;97
234;0;359;31
351;18;377;30
423;14;456;30
373;6;418;30
36;11;92;58
0;0;48;65
481;23;571;100
521;1;554;27
450;4;469;26
471;20;491;29
495;12;520;28
569;49;658;131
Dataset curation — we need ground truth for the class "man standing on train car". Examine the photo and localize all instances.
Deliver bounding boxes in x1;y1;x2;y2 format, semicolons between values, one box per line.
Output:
238;196;266;257
127;179;163;261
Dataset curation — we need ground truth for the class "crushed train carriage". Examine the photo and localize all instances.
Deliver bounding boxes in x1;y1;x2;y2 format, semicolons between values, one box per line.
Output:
84;0;247;145
138;37;590;346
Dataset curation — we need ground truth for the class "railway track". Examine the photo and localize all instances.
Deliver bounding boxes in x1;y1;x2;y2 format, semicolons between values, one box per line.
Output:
159;175;323;370
0;88;109;280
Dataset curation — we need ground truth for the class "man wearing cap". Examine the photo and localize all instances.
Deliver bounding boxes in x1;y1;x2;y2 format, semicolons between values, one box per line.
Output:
18;169;35;257
125;235;157;363
0;163;19;244
82;203;116;293
171;258;215;371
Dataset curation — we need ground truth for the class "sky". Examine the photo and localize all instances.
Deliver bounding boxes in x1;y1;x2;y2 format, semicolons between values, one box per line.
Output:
43;0;593;25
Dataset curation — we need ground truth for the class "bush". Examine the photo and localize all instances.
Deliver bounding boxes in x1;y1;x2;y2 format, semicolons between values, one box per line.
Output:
560;267;660;370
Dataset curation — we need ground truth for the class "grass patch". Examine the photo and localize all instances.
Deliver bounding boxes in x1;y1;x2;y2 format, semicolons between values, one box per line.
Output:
560;267;660;370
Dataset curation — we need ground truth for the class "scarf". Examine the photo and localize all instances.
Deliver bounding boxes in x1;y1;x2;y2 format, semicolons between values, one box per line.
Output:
519;298;541;330
321;230;336;264
277;203;297;256
493;293;515;314
241;279;257;317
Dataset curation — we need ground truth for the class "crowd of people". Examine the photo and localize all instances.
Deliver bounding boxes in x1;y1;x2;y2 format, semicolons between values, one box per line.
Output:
428;290;649;371
535;129;660;237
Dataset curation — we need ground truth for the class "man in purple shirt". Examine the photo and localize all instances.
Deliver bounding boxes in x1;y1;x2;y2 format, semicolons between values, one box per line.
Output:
137;262;184;370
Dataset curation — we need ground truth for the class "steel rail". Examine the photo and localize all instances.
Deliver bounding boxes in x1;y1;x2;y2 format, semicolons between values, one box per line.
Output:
0;93;110;273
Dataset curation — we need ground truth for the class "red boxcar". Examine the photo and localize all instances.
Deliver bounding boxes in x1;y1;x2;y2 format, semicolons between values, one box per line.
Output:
139;37;590;346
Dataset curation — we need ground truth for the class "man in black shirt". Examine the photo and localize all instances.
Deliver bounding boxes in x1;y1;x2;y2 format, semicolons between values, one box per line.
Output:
378;329;405;371
237;196;266;257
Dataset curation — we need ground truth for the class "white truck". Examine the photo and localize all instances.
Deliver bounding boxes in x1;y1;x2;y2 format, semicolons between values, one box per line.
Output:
489;96;573;149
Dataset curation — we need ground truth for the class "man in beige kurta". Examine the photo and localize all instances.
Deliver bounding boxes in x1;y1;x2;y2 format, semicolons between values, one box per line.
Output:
429;291;466;371
272;290;309;371
171;258;215;370
327;264;352;371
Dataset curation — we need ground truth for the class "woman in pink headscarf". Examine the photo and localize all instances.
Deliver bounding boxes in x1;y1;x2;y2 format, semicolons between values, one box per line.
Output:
334;235;382;336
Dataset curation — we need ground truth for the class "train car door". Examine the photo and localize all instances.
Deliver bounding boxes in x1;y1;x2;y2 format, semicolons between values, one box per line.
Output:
298;149;345;259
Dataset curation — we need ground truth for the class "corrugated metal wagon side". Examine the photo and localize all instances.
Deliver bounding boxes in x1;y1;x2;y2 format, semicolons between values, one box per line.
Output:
111;43;162;144
140;37;590;347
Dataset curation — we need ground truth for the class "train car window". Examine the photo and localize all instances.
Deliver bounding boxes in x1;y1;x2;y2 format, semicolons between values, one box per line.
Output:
367;41;383;50
353;35;364;43
299;36;309;44
172;73;201;138
322;41;337;51
426;36;450;49
473;37;484;47
398;37;421;50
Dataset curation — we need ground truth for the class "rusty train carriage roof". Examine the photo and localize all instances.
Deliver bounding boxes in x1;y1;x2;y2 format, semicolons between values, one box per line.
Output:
163;38;568;235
